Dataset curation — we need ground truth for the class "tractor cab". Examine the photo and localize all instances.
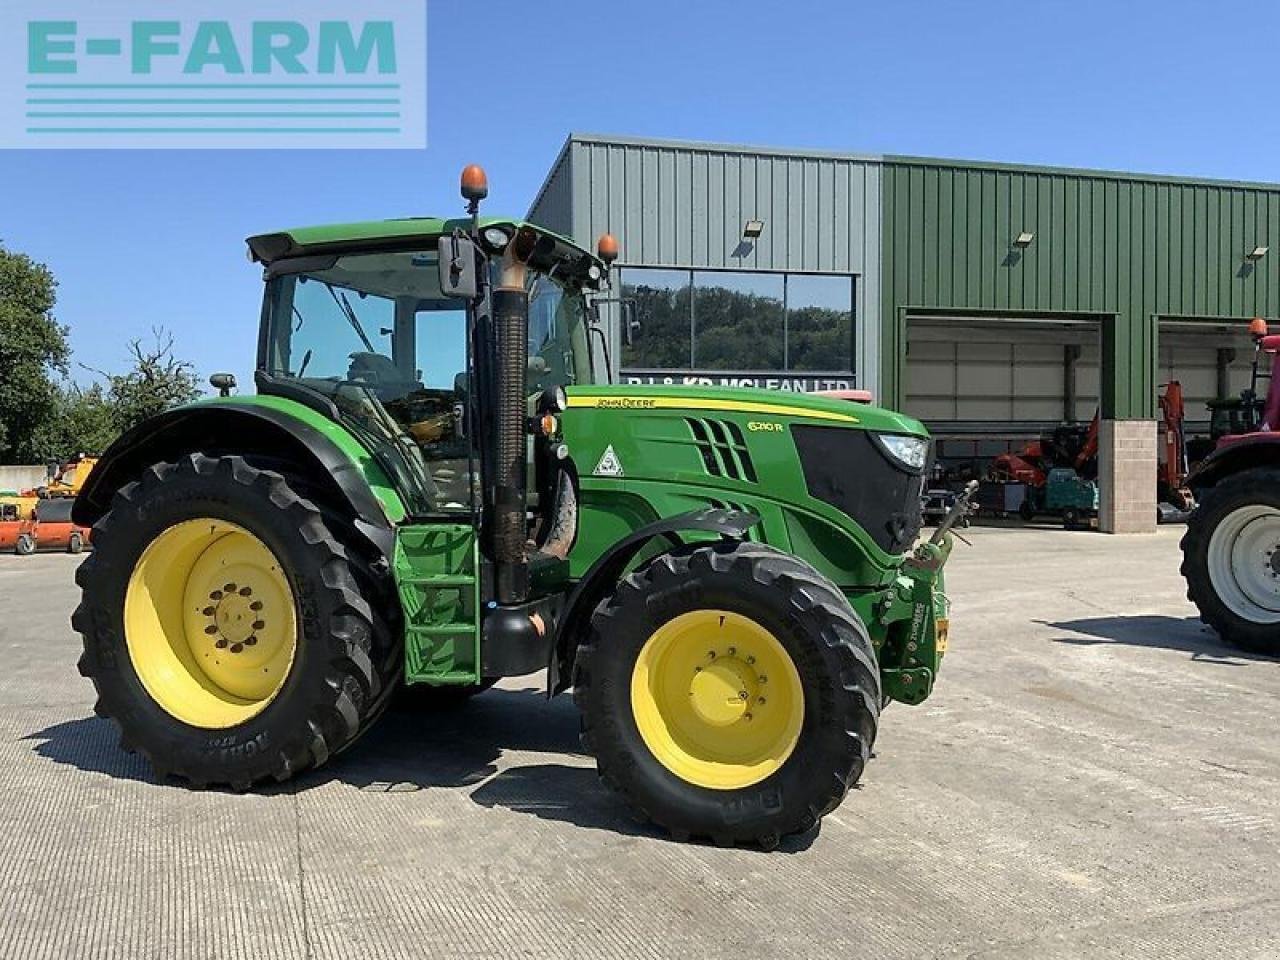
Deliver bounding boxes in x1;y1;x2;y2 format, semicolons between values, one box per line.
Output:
252;216;605;519
1209;319;1280;445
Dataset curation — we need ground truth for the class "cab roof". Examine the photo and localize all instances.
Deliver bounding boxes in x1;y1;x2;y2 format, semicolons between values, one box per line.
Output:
246;217;607;287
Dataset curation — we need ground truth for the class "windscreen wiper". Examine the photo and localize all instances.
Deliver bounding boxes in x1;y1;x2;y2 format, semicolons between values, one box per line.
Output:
323;283;375;352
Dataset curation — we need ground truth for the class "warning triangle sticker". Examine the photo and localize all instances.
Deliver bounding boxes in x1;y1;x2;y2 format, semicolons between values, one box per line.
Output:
594;444;624;477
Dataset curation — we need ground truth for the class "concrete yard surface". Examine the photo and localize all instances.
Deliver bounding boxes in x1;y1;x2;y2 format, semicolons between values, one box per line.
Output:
0;527;1277;959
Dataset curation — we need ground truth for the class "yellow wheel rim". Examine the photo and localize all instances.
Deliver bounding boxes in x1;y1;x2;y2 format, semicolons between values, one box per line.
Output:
124;519;298;729
630;610;805;790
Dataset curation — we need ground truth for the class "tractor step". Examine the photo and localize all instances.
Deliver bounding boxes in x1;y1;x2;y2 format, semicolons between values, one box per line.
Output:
394;524;481;685
402;574;476;587
408;623;474;636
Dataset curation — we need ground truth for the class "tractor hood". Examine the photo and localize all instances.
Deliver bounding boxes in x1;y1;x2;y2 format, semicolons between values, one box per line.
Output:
246;217;607;289
565;385;929;437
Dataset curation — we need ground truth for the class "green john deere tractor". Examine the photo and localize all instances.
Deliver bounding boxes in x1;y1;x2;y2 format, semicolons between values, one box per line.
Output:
72;166;966;847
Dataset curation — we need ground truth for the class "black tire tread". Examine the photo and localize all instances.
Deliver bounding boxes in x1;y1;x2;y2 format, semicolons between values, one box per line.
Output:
574;539;880;847
72;453;399;787
1180;466;1280;655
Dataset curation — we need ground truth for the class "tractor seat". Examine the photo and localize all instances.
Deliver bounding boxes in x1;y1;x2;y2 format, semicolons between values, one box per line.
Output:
1260;334;1280;353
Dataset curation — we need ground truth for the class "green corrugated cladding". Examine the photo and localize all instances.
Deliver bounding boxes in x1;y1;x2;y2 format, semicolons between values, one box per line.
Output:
880;159;1280;419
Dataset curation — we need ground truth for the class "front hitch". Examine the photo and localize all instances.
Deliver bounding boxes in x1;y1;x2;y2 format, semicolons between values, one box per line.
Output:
880;481;976;705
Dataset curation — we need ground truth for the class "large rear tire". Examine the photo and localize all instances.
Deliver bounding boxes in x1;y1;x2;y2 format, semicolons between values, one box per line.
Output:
575;541;880;847
1181;466;1280;655
72;453;399;787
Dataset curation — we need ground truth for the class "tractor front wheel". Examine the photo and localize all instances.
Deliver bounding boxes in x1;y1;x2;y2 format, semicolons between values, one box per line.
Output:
575;541;880;847
1181;466;1280;655
73;454;398;788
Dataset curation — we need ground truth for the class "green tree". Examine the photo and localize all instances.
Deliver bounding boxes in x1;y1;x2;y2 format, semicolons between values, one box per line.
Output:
31;381;117;464
0;245;70;463
88;328;202;434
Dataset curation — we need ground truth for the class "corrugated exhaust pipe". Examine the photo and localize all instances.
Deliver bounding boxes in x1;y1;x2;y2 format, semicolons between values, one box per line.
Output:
491;254;529;603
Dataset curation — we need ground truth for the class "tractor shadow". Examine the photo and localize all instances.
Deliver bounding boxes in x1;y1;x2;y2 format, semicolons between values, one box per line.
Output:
1041;615;1277;663
21;686;585;795
24;715;162;786
25;685;819;851
305;684;587;794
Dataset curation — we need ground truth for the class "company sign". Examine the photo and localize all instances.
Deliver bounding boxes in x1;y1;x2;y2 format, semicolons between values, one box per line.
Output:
1;1;426;149
622;369;857;394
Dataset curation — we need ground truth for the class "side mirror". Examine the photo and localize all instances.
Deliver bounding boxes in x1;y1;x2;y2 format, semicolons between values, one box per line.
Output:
209;372;237;397
438;232;479;300
622;300;641;347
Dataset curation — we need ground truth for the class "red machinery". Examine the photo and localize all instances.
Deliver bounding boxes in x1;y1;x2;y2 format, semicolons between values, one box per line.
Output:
1157;381;1193;511
9;498;91;555
990;414;1098;488
1181;318;1280;654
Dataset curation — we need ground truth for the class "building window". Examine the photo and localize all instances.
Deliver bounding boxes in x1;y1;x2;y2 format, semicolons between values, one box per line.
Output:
619;267;854;374
785;274;854;372
692;271;784;370
620;268;693;369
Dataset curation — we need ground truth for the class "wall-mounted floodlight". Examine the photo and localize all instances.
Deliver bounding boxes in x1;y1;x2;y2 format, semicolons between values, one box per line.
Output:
1247;245;1269;261
743;219;765;239
1014;231;1035;247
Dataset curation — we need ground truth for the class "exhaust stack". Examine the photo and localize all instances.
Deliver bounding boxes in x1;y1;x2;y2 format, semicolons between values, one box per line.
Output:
490;251;530;603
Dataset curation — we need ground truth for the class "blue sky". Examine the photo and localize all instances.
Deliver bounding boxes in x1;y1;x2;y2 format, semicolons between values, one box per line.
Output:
3;0;1277;388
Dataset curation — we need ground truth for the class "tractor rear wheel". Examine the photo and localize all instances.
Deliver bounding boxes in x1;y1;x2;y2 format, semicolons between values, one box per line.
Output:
72;453;398;787
575;541;880;847
1181;466;1280;655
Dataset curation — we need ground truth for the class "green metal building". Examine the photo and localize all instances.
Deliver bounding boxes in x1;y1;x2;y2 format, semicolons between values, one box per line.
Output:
531;134;1280;531
880;156;1280;420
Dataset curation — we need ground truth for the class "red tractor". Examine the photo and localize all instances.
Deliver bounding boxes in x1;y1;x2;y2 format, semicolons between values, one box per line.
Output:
1181;318;1280;654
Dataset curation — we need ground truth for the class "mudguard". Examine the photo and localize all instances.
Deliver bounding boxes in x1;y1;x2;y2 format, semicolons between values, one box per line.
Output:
73;403;396;559
547;508;760;695
1186;433;1280;493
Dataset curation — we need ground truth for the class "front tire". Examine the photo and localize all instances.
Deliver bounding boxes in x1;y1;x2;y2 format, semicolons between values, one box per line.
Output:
15;534;35;556
1181;467;1280;655
575;541;880;847
72;454;398;787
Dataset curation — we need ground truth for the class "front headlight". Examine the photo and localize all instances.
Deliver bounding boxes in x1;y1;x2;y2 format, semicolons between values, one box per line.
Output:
873;433;930;473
